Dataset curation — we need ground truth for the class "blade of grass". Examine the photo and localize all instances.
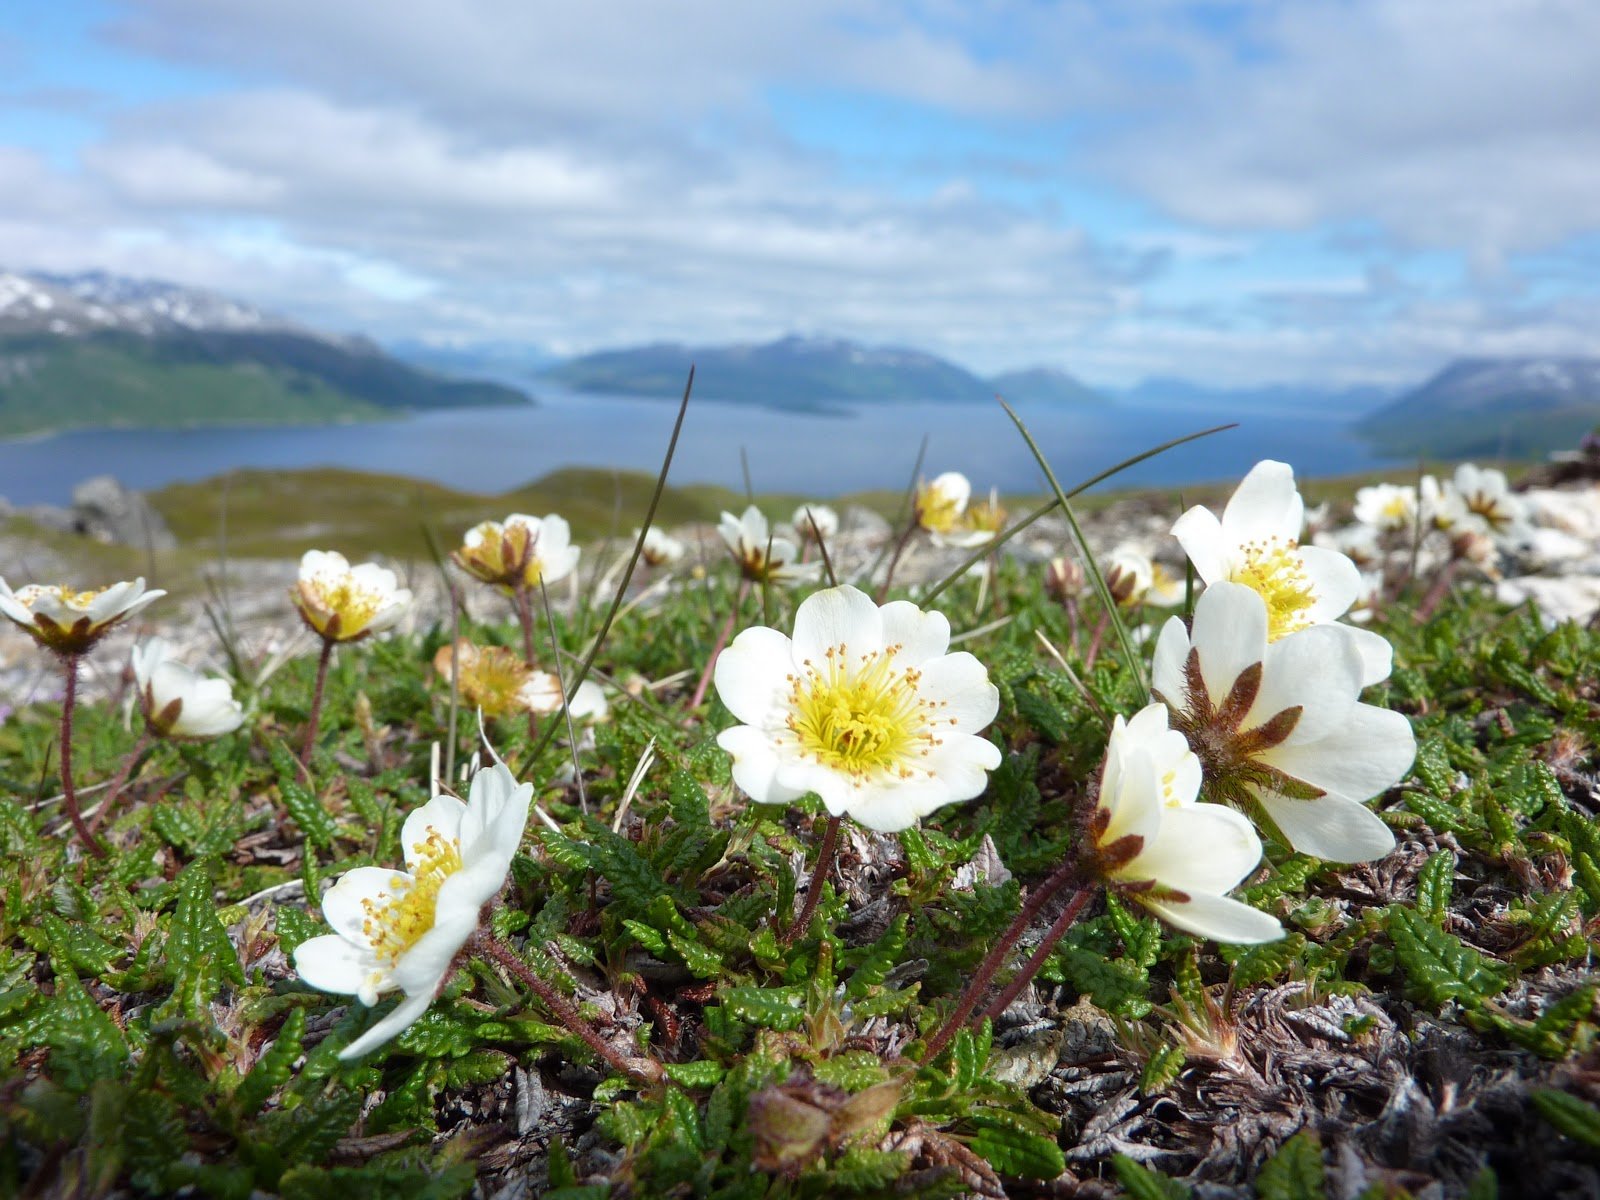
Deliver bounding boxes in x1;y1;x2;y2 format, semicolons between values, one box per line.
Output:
998;397;1145;690
804;507;838;588
523;368;695;770
421;520;465;786
921;422;1236;605
537;575;588;813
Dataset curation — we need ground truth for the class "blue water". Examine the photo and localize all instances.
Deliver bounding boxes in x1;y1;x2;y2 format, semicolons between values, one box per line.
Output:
0;388;1404;507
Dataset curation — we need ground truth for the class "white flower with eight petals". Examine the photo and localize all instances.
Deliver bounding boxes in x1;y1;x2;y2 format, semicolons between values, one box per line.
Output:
714;584;1001;832
0;576;164;655
1152;582;1414;863
292;550;412;642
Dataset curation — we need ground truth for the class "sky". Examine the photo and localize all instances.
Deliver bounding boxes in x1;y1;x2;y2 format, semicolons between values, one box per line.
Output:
3;0;1599;387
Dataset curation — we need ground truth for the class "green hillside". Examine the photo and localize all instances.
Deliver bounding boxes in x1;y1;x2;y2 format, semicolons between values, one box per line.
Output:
0;330;527;437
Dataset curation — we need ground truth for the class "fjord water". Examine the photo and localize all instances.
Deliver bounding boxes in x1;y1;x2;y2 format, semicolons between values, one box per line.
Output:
0;387;1401;507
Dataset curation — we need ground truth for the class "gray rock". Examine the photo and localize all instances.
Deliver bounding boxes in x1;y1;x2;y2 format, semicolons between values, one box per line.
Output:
69;475;176;549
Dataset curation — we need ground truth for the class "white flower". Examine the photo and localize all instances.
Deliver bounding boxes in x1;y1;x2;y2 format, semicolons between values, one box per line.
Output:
913;472;971;536
714;584;1001;833
454;514;581;590
718;505;822;586
1092;705;1282;944
0;576;164;655
294;760;533;1059
131;638;245;739
638;526;685;568
1419;475;1468;532
1171;459;1391;686
292;550;412;642
1103;545;1186;609
1450;464;1529;542
1353;483;1418;534
521;673;609;722
792;503;840;543
1152;582;1414;863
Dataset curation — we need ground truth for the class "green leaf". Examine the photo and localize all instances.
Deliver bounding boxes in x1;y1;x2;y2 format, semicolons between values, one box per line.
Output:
271;739;338;849
963;1113;1065;1181
1113;1154;1192;1199
235;1007;306;1117
662;1060;725;1088
1415;850;1456;925
1532;1089;1600;1150
1222;934;1306;989
1139;1042;1187;1094
1387;905;1510;1010
1255;1131;1325;1200
40;913;122;977
719;986;806;1031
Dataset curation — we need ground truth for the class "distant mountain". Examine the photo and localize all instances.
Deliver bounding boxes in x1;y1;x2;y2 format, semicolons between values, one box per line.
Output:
546;334;994;411
1119;377;1393;416
989;367;1107;406
0;271;527;438
386;338;558;389
1357;357;1600;458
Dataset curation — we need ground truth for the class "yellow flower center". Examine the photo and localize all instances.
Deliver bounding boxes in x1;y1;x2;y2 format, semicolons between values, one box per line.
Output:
786;643;948;779
457;522;543;588
19;584;106;611
304;577;384;637
915;486;963;534
1230;539;1316;641
360;828;463;966
1381;496;1409;521
461;646;534;717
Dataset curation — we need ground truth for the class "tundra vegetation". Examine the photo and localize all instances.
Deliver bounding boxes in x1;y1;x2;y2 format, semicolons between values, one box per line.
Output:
0;408;1596;1199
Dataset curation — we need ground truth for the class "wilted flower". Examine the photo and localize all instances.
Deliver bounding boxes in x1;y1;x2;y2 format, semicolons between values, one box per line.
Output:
1043;556;1085;602
1091;705;1282;943
1353;483;1418;534
1171;459;1390;686
0;577;164;655
291;551;411;643
1152;582;1414;863
1103;546;1153;607
294;759;532;1059
433;641;534;719
718;505;822;586
714;584;1001;832
453;514;580;591
638;526;685;568
963;489;1007;540
131;637;245;739
792;504;840;543
1419;474;1468;532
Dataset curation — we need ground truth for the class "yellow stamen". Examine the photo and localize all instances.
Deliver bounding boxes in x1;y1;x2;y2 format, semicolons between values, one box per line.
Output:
301;577;383;637
915;485;964;534
359;827;463;966
785;642;952;780
1230;538;1316;641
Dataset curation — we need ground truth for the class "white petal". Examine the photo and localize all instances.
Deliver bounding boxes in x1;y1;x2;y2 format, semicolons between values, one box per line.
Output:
915;652;1000;732
320;866;410;945
1129;803;1262;894
339;989;435;1060
713;626;795;725
879;601;950;667
1151;615;1190;709
1221;460;1302;547
84;579;141;623
929;472;971;509
130;637;168;687
1255;792;1396;863
1142;892;1284;944
1247;624;1361;744
840;781;944;832
1261;703;1415;803
1190;583;1267;706
294;934;382;997
394;889;480;992
719;725;805;805
169;677;245;737
1297;544;1362;624
791;585;883;664
1170;505;1230;584
1339;624;1394;688
400;794;469;871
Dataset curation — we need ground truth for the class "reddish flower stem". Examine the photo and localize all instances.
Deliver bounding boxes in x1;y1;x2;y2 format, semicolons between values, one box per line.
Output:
978;886;1095;1020
688;578;748;710
475;932;661;1084
87;726;153;836
921;855;1081;1062
300;638;335;769
779;814;842;946
58;654;106;859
